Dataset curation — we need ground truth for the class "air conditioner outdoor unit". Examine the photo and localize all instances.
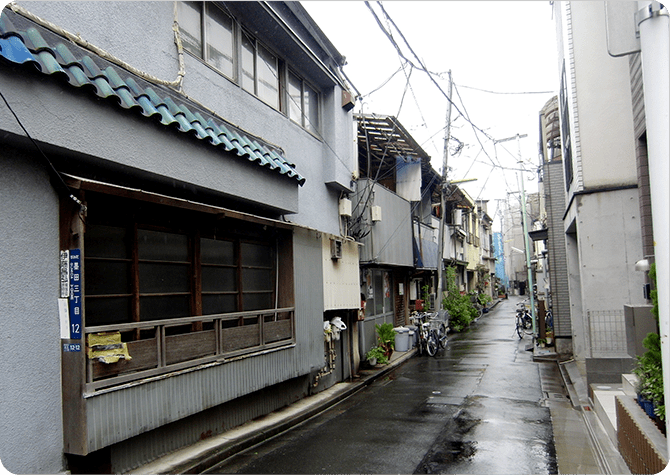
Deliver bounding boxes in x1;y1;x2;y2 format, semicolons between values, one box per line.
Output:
330;239;343;260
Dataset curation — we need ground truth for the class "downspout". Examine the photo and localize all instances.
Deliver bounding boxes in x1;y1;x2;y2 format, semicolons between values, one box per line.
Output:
636;0;670;451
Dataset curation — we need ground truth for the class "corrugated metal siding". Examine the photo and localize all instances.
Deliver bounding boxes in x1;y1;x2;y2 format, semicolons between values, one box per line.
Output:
322;234;360;310
87;350;297;451
86;227;325;453
354;179;413;266
413;221;438;269
110;375;309;472
628;52;654;258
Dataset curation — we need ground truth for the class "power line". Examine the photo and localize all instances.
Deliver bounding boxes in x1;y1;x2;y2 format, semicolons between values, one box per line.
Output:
368;2;496;147
0;89;86;212
454;83;556;95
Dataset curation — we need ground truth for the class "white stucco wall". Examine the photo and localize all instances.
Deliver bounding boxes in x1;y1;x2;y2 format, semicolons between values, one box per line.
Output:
554;2;646;363
569;2;637;189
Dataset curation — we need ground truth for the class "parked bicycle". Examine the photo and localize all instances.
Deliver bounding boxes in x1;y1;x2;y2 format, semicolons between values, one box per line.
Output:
410;311;449;356
515;299;533;339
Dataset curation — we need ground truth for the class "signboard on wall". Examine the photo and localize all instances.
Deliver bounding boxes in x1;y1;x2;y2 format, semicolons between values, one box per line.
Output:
59;249;82;351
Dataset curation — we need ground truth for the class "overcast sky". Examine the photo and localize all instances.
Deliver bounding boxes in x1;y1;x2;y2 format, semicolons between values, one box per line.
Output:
302;1;559;229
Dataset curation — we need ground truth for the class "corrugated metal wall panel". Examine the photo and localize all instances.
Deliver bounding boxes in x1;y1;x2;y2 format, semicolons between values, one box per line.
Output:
354;179;413;266
322;234;360;310
110;373;310;472
87;227;325;454
88;350;298;451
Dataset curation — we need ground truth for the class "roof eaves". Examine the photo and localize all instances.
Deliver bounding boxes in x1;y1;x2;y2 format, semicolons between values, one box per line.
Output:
0;8;306;186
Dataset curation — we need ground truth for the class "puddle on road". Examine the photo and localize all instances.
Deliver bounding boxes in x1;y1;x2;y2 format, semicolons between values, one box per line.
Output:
415;406;481;473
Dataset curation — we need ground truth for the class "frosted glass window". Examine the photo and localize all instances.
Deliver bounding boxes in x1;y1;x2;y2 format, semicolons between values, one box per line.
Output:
287;71;302;125
304;82;319;133
206;6;234;78
241;242;272;267
178;2;203;58
241;36;255;94
138;230;188;262
201;238;234;265
257;44;279;108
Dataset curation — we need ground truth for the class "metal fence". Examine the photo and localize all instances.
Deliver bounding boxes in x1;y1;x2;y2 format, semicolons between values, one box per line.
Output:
587;309;628;357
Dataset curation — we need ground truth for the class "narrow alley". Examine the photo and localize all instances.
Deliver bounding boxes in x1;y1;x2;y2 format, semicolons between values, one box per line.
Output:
204;297;562;474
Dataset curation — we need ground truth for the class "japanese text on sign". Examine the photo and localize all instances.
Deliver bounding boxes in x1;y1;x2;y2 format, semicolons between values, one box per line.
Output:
69;249;82;339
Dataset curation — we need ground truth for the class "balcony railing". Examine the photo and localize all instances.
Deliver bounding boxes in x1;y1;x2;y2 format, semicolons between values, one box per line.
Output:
84;307;295;393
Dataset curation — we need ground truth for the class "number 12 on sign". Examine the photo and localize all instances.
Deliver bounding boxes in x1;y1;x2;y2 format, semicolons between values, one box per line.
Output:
69;248;82;340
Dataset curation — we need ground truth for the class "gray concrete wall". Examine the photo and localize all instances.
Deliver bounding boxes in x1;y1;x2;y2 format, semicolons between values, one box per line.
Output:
574;190;645;312
0;149;65;474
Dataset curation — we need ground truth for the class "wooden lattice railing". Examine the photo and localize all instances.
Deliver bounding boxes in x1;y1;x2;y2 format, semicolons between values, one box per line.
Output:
84;307;295;392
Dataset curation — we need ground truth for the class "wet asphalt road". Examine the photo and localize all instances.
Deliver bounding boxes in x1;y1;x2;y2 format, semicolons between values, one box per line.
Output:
208;296;558;474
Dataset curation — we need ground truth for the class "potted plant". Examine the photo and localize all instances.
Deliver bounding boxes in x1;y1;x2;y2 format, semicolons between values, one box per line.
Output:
545;330;554;346
365;346;387;366
442;266;478;332
633;332;665;424
375;322;395;359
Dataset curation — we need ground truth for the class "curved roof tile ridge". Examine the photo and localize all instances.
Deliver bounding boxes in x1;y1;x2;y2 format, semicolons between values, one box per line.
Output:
0;8;306;186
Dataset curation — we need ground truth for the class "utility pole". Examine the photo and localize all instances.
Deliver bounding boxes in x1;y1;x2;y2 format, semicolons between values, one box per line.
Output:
516;134;537;335
494;134;536;334
436;70;452;311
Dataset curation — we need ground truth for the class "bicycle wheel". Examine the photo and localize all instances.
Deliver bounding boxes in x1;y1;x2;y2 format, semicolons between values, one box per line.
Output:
522;313;533;334
427;331;438;356
515;315;524;339
437;323;448;349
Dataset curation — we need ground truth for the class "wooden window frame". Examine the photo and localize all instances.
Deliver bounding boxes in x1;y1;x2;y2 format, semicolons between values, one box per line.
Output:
60;177;296;393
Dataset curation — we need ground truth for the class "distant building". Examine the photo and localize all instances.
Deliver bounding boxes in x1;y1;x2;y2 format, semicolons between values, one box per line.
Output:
493;232;507;291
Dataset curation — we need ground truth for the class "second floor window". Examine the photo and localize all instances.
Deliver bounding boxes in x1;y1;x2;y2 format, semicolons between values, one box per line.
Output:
179;2;235;79
242;34;279;109
288;71;319;134
178;2;319;134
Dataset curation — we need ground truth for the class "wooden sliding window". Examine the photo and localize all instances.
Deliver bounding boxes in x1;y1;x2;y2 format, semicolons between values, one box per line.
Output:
83;194;279;327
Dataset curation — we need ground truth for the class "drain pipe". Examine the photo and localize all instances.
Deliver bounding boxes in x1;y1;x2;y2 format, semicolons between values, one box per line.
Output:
636;0;670;453
313;335;336;388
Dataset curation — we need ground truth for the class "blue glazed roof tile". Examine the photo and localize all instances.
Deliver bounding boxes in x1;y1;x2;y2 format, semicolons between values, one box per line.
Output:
0;8;305;186
34;48;65;75
0;35;36;65
206;119;236;151
53;42;78;66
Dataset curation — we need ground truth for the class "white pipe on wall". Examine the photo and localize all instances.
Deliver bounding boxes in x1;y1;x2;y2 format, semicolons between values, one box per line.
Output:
637;0;670;453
